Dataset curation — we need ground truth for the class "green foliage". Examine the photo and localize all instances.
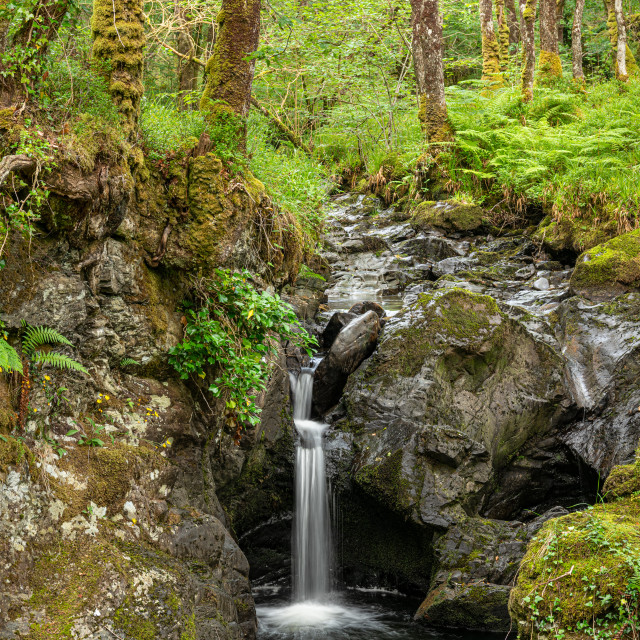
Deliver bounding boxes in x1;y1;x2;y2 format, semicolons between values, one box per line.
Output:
169;269;316;429
120;358;140;368
439;80;640;225
0;338;22;374
20;322;88;374
248;111;330;240
140;95;206;157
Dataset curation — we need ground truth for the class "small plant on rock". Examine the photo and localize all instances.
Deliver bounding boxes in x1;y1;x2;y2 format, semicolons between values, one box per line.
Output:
169;269;316;442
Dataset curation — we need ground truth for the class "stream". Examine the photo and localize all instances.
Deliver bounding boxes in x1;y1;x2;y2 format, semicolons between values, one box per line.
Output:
253;194;536;638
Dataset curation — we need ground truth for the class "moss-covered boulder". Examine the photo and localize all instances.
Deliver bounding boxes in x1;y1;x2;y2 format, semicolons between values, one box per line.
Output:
509;481;640;638
602;457;640;500
411;200;487;234
341;288;567;528
534;215;617;257
570;229;640;301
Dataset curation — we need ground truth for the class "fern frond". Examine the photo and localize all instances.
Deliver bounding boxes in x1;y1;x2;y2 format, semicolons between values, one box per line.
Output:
22;325;72;356
33;352;88;374
0;339;23;374
120;358;140;367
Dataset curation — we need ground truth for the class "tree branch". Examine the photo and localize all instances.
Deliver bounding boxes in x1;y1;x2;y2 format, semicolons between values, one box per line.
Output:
0;154;36;187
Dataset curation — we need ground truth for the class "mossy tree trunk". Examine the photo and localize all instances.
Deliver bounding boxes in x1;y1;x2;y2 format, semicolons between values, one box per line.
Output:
506;0;520;44
0;0;8;55
572;0;586;82
480;0;503;84
538;0;562;79
410;0;452;145
199;0;261;152
91;0;145;138
176;2;198;111
520;0;536;100
604;0;638;78
495;0;511;70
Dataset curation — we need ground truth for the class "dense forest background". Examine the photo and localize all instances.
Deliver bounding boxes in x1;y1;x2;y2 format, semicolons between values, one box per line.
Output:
2;0;640;257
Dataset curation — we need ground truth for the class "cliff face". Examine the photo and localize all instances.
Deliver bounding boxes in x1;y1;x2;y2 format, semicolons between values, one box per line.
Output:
0;115;305;639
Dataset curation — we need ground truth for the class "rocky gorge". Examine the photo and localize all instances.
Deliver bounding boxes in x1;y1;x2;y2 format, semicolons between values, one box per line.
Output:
1;162;640;639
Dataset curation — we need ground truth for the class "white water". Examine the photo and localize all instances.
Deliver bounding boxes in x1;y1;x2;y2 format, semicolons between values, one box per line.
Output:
291;369;332;601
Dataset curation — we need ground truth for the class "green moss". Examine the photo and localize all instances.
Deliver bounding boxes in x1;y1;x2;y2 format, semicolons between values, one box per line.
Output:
354;450;412;513
570;229;640;299
509;493;640;637
534;215;615;255
0;435;30;474
411;201;486;234
603;460;640;500
379;288;502;379
538;50;563;81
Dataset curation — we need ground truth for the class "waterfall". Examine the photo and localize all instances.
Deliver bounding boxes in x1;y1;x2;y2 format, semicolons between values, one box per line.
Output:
291;368;332;602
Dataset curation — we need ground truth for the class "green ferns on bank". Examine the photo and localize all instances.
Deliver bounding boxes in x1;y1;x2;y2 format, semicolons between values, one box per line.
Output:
442;81;640;226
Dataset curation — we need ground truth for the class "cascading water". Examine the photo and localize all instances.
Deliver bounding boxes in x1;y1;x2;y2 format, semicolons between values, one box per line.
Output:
291;369;332;602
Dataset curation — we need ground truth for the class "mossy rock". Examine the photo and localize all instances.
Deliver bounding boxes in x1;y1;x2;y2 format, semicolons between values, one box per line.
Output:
534;216;616;256
570;229;640;301
509;494;640;637
603;461;640;500
411;200;487;234
416;582;511;632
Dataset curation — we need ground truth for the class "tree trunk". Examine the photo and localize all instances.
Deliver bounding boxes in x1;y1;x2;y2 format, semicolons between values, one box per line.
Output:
91;0;145;138
175;2;198;110
480;0;503;84
538;0;562;79
506;0;520;44
200;0;261;151
557;0;566;43
496;0;511;70
410;0;451;144
614;0;629;79
0;0;9;55
520;0;536;100
604;0;638;78
572;0;586;81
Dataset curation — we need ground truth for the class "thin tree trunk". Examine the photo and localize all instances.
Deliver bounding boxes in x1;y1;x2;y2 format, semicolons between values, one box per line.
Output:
175;2;198;110
200;0;261;151
410;0;451;145
506;0;521;44
480;0;503;83
615;0;629;79
0;0;9;55
92;0;145;138
250;96;312;154
496;0;511;70
604;0;638;77
557;0;566;43
572;0;586;81
520;0;536;100
538;0;562;79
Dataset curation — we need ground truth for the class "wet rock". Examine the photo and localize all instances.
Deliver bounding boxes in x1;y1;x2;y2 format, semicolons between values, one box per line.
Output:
340;288;568;527
532;276;550;291
395;234;465;262
348;301;385;317
416;583;512;632
321;312;357;349
313;311;381;414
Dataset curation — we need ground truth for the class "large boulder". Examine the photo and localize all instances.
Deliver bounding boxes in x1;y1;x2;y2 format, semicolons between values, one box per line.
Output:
340;288;568;527
411;201;487;235
570;229;640;301
313;311;381;414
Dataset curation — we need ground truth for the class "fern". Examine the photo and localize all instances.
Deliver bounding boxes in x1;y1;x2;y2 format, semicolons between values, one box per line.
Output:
0;338;23;374
32;351;88;374
21;323;72;357
120;357;140;367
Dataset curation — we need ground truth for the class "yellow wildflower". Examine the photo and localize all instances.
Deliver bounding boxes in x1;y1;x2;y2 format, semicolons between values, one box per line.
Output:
44;375;51;381
105;395;110;401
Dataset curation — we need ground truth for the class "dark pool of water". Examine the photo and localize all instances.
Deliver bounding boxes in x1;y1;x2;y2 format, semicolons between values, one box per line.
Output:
255;587;503;640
